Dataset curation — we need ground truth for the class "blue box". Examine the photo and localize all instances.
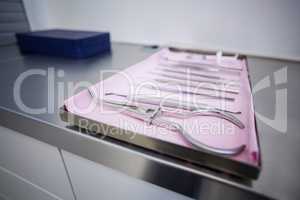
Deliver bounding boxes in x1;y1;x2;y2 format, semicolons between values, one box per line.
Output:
16;29;111;58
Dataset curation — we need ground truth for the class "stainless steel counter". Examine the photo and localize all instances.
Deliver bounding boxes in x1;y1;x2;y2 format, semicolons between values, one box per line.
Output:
0;43;299;200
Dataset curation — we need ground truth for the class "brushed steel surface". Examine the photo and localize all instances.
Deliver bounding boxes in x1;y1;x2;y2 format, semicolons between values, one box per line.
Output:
0;42;299;199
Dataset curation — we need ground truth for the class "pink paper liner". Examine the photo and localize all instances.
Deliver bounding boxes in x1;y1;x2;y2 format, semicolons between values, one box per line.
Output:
64;49;260;166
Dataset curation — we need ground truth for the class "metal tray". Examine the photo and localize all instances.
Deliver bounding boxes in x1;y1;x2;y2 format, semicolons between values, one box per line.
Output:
60;49;261;180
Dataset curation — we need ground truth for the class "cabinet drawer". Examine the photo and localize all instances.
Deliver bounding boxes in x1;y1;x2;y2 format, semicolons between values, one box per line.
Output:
62;150;192;200
0;126;74;200
0;165;58;200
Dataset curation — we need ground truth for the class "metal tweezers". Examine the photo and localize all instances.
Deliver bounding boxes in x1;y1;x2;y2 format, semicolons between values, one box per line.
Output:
104;92;243;116
88;88;246;156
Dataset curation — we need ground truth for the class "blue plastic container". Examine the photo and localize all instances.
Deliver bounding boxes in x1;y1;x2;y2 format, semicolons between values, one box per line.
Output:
16;29;111;58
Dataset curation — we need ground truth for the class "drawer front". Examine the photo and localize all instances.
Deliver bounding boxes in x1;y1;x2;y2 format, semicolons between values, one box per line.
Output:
0;126;74;200
0;165;59;200
62;150;192;200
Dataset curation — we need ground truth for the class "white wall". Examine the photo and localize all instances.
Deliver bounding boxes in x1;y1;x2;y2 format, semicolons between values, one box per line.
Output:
23;0;50;30
24;0;300;60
